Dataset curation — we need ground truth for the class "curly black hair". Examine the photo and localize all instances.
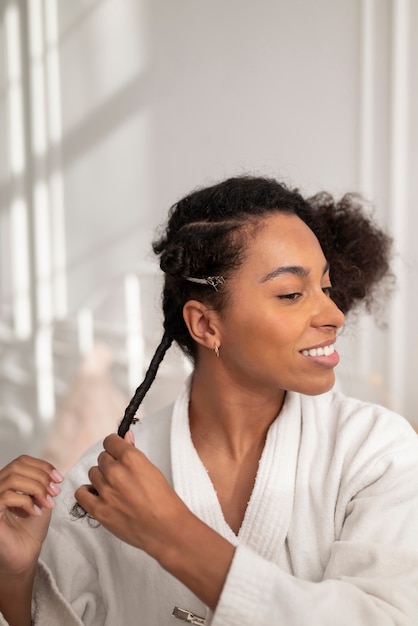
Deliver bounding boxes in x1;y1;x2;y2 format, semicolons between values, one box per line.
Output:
303;191;392;316
117;175;393;437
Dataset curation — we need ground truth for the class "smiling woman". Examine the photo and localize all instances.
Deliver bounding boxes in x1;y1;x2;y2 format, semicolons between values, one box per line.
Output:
0;175;417;626
180;212;346;406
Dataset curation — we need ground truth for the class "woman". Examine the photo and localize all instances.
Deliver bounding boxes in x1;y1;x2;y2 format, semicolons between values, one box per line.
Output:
1;176;417;625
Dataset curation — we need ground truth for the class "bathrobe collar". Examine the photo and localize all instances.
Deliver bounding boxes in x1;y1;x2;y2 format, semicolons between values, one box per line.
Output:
171;378;302;561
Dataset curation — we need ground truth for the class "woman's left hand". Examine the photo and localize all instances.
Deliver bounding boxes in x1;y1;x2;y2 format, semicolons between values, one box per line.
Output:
75;432;188;560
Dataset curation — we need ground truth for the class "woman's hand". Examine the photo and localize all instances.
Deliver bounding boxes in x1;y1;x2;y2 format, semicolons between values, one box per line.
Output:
75;432;188;559
75;432;235;610
0;455;63;577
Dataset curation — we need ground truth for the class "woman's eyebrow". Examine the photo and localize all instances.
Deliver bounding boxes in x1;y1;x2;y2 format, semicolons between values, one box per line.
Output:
259;261;330;284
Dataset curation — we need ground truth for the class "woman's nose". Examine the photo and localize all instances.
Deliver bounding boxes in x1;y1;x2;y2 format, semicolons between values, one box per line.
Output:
312;291;345;330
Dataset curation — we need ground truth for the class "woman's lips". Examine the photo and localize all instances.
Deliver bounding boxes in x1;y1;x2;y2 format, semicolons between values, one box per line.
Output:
301;344;335;358
300;343;340;367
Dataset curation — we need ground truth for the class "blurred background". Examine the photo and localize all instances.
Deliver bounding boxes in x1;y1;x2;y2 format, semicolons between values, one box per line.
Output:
0;0;417;470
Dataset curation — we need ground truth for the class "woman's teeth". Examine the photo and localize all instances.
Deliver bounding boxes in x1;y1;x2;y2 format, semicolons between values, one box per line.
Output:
302;345;335;357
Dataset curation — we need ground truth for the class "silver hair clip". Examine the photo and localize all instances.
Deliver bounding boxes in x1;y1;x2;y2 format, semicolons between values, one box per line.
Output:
185;275;225;291
173;607;206;624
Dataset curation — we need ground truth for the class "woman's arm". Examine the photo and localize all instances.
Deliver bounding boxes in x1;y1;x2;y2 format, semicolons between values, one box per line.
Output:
0;568;37;626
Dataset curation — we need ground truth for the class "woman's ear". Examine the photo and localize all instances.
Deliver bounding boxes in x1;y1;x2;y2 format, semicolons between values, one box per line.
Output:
183;300;221;350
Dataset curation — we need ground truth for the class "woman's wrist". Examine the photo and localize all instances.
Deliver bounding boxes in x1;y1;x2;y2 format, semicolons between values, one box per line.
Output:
0;566;36;626
156;508;235;610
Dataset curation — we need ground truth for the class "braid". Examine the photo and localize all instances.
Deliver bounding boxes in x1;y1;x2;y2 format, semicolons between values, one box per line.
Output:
118;331;173;437
71;331;173;522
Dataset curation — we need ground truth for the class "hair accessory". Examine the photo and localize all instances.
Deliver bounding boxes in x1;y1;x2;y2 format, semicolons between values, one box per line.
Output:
185;275;225;291
213;344;220;358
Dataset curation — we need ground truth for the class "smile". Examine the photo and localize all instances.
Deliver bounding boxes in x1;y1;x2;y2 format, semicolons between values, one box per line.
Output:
301;344;335;357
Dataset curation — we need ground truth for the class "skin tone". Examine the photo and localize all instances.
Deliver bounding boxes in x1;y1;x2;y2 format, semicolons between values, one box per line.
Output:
0;213;345;623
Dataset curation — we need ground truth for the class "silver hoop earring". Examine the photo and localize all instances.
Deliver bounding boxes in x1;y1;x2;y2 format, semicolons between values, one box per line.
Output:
214;344;220;358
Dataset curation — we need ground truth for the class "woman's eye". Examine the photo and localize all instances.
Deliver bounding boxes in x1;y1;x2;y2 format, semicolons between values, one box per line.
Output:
278;293;302;301
322;286;333;297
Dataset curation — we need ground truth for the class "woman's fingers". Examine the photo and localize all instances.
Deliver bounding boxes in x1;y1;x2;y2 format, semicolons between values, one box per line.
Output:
1;455;63;487
0;455;62;581
0;472;59;507
102;433;130;460
3;491;44;517
0;456;64;517
87;465;105;491
74;484;101;518
95;432;138;481
6;455;63;481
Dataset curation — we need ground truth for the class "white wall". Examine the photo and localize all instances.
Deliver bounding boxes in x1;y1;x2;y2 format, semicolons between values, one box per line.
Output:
0;0;417;465
59;0;362;311
58;0;418;417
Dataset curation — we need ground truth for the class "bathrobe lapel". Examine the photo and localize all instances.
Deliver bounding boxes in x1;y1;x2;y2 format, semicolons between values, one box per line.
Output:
171;383;302;562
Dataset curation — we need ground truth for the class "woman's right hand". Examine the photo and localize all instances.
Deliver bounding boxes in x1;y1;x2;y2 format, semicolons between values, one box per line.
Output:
0;455;63;577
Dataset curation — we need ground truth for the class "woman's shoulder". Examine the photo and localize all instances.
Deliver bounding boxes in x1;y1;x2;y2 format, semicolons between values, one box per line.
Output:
299;388;418;460
297;389;418;497
304;388;415;433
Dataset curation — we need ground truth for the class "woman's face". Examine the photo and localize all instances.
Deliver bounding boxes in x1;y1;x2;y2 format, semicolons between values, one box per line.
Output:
215;213;345;397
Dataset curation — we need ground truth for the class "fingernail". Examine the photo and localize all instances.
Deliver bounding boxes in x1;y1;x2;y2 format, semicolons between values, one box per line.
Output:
49;481;61;495
125;430;135;445
51;469;64;483
46;495;55;508
33;505;42;516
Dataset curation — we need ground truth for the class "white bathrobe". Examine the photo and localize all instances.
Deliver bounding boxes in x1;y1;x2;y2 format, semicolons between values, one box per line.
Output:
2;382;418;625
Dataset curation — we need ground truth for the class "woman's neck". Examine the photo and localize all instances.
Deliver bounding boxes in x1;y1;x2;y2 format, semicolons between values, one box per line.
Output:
188;365;285;461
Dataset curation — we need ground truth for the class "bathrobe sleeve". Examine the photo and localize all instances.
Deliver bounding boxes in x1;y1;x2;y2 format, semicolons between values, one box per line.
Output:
0;522;106;626
0;562;86;626
211;428;418;625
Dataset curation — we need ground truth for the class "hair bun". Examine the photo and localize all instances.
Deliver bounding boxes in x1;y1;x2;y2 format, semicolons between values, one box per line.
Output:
159;243;189;277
